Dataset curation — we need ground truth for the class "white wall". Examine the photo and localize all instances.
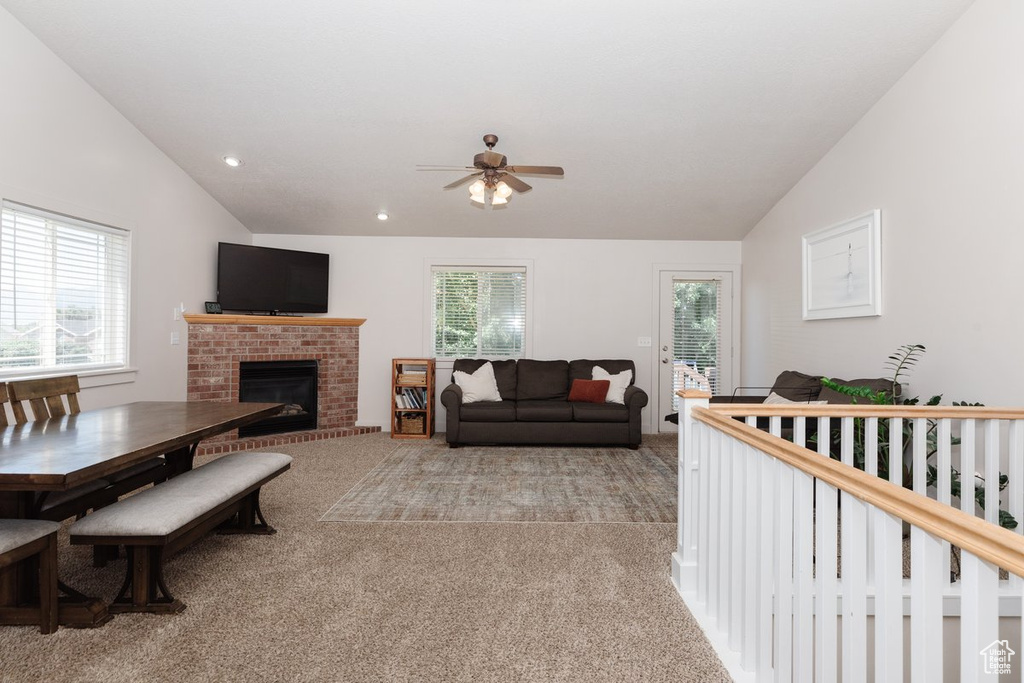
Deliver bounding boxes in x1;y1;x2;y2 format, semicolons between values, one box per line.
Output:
741;0;1024;405
0;7;252;407
252;234;740;433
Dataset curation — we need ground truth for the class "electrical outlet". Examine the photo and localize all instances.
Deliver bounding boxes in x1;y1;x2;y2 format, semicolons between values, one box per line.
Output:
170;332;180;345
637;336;652;347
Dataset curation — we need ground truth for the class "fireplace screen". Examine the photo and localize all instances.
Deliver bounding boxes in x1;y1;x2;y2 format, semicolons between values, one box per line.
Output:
238;360;318;437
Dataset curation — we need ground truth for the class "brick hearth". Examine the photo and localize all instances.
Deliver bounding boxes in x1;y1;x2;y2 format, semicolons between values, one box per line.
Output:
185;314;379;454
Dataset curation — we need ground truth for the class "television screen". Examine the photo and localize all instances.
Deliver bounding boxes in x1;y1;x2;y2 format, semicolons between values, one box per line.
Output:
217;243;329;313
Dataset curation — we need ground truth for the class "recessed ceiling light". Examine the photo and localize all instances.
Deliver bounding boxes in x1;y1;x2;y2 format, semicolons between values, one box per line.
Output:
376;211;389;221
222;156;243;167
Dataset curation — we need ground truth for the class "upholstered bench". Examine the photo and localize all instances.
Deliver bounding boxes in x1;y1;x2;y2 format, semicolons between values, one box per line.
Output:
69;451;292;614
0;519;60;633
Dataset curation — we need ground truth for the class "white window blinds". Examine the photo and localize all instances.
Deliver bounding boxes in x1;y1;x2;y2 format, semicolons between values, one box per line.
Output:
1;201;130;373
672;279;722;402
431;266;526;358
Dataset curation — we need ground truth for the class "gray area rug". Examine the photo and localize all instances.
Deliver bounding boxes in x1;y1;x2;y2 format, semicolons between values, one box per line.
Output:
322;442;677;523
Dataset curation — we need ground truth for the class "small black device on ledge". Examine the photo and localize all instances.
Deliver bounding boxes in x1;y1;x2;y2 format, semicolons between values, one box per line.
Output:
204;301;222;314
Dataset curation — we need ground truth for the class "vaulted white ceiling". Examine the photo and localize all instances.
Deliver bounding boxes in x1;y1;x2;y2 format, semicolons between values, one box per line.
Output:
0;1;973;240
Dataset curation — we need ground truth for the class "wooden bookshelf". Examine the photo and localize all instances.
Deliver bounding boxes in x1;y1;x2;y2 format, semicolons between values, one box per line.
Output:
391;358;435;439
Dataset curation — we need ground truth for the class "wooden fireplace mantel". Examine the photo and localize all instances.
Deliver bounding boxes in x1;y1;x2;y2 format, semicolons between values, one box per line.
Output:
184;314;366;327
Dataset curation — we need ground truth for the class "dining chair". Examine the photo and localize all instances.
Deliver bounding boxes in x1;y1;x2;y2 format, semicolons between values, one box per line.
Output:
0;383;11;428
6;374;82;423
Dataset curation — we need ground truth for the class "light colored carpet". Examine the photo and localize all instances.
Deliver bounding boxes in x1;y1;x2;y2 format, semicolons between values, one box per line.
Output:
0;432;730;683
322;442;676;523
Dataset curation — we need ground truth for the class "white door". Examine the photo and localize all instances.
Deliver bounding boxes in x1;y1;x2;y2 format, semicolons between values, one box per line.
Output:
657;271;734;432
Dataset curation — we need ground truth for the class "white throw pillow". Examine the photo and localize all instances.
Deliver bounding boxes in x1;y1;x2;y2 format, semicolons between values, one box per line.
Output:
763;391;827;405
592;366;632;405
452;362;502;404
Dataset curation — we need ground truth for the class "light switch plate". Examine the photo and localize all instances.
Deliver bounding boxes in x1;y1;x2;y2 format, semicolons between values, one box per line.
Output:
637;336;652;347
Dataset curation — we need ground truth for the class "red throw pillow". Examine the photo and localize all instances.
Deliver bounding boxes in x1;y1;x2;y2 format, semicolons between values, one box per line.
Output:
568;379;611;403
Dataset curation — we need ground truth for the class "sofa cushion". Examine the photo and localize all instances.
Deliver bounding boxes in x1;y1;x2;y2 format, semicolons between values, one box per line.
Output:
593;366;632;404
770;370;823;402
453;362;502;403
818;378;896;404
516;360;570;400
568;379;610;403
569;359;636;385
459;401;517;422
452;359;517;400
516;400;573;422
571;402;630;423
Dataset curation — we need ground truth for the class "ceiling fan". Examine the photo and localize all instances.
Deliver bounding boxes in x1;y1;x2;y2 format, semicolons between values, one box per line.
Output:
418;134;564;207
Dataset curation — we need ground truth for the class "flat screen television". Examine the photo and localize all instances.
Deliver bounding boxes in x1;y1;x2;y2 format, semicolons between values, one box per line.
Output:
217;242;330;314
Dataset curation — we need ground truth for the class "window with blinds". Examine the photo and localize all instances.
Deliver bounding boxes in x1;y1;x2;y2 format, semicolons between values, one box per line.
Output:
672;279;721;406
431;266;526;359
0;201;131;374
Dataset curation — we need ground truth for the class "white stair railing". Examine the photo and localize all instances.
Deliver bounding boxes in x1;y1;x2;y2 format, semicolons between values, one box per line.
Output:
672;392;1024;682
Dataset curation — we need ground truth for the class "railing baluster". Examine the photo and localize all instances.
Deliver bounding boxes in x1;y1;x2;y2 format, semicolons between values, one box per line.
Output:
911;417;942;683
697;424;712;607
742;444;758;668
841;491;868;682
815;415;838;682
718;430;732;629
707;429;721;619
1010;420;1023;594
984;420;1000;526
960;550;999;683
756;451;774;677
864;417;878;594
961;418;976;515
791;416;814;683
729;437;745;648
815;478;839;682
774;458;794;681
937;419;952;586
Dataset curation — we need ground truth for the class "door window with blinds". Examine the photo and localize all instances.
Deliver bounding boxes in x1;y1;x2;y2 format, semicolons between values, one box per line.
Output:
0;201;130;374
431;266;527;358
672;279;722;400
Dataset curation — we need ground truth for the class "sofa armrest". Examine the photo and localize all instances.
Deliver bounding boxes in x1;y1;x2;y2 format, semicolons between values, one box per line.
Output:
624;385;648;409
710;395;767;404
623;385;648;448
440;384;463;443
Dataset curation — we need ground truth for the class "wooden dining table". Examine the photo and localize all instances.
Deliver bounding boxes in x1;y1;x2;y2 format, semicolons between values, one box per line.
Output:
0;400;283;628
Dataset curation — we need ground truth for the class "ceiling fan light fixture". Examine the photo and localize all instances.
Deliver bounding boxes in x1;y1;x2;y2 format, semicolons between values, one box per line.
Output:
469;191;485;205
491;194;509;206
495;181;512;199
468;180;486;195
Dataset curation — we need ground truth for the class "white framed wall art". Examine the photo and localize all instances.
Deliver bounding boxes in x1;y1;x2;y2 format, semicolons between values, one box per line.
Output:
802;210;881;320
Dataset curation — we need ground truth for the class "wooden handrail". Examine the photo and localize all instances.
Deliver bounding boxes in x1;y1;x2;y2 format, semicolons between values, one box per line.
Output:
692;406;1024;577
707;403;1024;420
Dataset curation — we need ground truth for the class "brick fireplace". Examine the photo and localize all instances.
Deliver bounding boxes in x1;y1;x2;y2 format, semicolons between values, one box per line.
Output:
185;314;380;454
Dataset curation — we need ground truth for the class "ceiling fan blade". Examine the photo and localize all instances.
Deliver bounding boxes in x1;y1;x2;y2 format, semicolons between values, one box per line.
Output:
417;165;478;171
482;150;506;167
504;165;564;176
443;172;483;190
500;174;532;193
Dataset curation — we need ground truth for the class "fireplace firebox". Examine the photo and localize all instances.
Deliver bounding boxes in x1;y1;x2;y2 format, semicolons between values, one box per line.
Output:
238;360;318;437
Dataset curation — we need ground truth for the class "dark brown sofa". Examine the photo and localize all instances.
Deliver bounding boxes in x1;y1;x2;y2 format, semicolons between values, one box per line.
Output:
440;359;648;448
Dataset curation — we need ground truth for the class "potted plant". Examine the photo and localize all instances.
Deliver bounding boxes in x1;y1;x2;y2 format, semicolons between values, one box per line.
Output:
820;344;1016;530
